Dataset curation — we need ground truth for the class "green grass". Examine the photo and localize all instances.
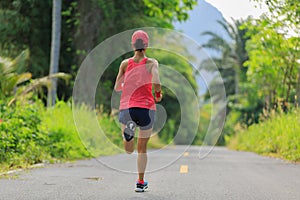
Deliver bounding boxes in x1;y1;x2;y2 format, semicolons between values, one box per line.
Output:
227;109;300;162
42;101;91;160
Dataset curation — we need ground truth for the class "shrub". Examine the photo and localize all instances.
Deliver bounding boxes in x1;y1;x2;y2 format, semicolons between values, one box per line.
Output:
0;100;49;167
227;109;300;162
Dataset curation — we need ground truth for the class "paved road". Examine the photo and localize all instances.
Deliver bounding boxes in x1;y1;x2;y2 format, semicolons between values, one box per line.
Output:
0;146;300;200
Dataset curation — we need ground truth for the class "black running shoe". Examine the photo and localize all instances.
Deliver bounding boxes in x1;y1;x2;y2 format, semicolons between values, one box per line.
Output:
123;121;136;142
135;180;148;192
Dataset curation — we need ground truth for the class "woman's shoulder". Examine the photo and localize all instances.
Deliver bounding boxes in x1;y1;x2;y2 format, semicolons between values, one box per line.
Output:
145;57;158;73
120;58;130;72
146;57;158;65
121;58;130;64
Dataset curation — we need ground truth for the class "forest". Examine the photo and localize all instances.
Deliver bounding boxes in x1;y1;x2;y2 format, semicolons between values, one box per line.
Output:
0;0;299;173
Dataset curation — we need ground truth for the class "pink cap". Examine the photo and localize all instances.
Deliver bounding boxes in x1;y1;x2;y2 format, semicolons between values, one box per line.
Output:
131;30;149;47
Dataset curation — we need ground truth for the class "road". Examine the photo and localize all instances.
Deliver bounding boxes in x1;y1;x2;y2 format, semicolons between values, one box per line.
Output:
0;146;300;200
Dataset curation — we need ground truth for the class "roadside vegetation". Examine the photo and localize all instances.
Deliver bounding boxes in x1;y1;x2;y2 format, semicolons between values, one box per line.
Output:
0;100;165;173
201;0;299;161
1;0;299;173
227;109;300;162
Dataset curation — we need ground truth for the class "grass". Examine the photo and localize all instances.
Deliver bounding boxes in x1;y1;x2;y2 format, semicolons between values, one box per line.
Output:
42;101;91;160
227;109;300;162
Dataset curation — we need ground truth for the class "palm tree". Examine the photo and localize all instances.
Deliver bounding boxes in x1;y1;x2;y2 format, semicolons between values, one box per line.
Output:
0;50;70;106
0;50;31;99
48;0;62;107
201;18;250;99
200;18;253;144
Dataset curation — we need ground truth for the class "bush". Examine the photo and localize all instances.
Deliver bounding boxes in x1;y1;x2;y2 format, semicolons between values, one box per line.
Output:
0;101;49;167
227;109;300;162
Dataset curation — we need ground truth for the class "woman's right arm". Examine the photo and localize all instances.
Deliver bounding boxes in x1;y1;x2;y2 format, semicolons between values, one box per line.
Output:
114;59;128;92
151;59;162;102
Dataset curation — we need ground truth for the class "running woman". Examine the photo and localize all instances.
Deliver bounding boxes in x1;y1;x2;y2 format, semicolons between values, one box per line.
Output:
114;30;162;192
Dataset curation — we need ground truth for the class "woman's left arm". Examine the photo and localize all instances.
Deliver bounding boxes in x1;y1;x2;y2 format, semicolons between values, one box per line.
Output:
114;59;128;91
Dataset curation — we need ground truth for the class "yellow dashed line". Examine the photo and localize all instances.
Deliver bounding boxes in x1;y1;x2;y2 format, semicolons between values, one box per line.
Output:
183;152;189;157
180;165;188;173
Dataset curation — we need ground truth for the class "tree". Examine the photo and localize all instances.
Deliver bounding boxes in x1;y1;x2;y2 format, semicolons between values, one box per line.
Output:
244;0;300;110
143;0;197;22
0;0;198;102
201;18;250;99
47;0;62;107
252;0;299;33
0;50;31;99
297;64;300;107
0;0;52;76
244;17;300;110
200;18;266;143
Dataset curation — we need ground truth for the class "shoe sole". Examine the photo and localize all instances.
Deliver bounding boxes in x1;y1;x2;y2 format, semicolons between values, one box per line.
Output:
135;186;148;192
124;121;136;142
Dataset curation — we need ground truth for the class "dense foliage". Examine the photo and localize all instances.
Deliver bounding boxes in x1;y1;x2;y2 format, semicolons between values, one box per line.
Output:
0;101;48;167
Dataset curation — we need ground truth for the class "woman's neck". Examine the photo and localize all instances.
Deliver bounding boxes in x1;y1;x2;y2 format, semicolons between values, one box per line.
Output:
133;51;146;62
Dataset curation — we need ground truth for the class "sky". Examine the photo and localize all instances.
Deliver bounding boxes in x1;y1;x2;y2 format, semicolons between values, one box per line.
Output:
205;0;269;22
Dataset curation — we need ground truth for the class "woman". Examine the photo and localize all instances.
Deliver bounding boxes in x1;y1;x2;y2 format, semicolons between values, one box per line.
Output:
114;30;162;192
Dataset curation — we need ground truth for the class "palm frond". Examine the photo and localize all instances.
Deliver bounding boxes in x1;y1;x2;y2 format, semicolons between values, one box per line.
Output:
10;49;30;73
8;73;71;106
16;73;32;85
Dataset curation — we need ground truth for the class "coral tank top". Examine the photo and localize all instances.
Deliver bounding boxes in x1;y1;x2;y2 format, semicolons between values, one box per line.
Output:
119;57;155;110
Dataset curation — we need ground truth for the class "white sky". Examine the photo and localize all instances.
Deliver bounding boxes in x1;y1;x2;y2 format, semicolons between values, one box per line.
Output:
205;0;269;21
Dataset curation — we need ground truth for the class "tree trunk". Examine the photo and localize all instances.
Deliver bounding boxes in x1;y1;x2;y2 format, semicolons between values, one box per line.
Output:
47;0;61;107
297;68;300;108
235;70;239;95
234;66;239;103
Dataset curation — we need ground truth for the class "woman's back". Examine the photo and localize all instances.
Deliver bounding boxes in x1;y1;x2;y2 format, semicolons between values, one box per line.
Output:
119;57;155;110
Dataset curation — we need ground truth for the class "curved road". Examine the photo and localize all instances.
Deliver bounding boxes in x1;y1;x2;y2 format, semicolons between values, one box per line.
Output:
0;146;299;200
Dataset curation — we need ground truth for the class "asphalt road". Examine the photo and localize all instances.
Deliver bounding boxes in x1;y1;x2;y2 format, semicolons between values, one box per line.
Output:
0;146;300;200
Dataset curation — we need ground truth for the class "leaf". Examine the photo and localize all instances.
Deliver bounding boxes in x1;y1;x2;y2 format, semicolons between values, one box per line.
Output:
8;72;71;106
10;49;30;73
16;73;32;85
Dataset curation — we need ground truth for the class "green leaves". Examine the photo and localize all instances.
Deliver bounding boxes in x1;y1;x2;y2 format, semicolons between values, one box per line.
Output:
0;50;71;105
0;50;30;98
143;0;197;22
244;17;299;105
252;0;299;35
0;100;48;166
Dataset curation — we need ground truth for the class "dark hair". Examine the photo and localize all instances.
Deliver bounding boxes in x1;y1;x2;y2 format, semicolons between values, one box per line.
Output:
134;39;145;52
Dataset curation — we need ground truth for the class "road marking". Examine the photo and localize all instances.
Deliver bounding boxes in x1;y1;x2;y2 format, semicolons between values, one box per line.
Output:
180;165;188;173
183;152;189;157
84;177;103;181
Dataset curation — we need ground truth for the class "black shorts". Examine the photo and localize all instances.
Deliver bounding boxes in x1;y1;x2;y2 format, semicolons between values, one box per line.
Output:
119;108;155;130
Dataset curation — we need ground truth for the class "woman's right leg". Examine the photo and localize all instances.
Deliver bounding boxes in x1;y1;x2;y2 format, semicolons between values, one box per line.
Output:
121;124;134;154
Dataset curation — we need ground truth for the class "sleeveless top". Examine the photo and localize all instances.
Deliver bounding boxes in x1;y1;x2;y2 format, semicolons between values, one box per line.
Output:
119;57;156;110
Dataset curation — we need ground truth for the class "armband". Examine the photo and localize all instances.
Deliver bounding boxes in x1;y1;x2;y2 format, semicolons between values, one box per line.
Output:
155;91;161;98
